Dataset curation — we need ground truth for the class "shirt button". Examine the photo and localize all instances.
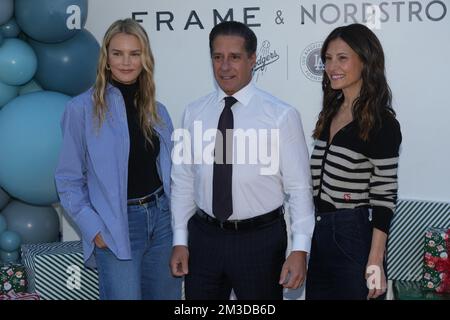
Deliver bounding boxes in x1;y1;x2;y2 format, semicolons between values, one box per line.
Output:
316;216;322;222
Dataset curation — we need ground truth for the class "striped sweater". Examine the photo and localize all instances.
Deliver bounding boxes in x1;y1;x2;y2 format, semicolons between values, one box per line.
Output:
310;117;402;234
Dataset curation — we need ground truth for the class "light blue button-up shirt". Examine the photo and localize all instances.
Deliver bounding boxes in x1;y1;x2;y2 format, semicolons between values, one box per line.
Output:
55;84;174;267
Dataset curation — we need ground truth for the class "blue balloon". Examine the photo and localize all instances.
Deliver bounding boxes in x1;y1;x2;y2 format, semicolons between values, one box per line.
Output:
15;0;88;43
0;0;14;25
30;29;99;96
0;214;7;234
0;230;21;251
0;18;21;38
0;91;70;205
19;79;42;95
0;188;9;210
0;80;19;109
0;38;37;85
1;200;60;244
0;250;19;263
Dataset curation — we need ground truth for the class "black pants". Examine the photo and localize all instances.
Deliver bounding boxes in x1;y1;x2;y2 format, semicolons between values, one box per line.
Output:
305;207;386;300
185;213;287;300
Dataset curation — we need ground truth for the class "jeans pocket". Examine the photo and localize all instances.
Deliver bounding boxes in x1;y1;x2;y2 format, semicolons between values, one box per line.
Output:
94;245;112;257
128;207;144;226
158;194;170;214
333;222;368;268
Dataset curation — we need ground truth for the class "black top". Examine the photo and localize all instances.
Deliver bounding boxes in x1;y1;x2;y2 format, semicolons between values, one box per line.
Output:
310;116;402;234
111;79;162;199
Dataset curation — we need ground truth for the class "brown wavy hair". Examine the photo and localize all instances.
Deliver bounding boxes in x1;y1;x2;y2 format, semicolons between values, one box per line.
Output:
313;23;396;141
92;18;159;143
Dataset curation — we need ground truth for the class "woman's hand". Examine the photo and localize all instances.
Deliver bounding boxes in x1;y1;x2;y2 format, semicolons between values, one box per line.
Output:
366;228;388;299
94;233;107;248
365;257;387;299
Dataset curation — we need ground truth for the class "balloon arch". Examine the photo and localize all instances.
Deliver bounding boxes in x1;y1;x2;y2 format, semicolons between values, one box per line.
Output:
0;0;99;263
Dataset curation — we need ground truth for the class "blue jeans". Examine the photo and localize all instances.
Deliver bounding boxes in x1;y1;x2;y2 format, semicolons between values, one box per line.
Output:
95;190;182;300
306;207;386;300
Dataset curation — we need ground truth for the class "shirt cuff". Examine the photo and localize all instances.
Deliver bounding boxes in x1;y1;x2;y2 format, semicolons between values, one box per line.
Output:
291;233;312;253
75;206;104;244
173;229;188;247
372;206;394;235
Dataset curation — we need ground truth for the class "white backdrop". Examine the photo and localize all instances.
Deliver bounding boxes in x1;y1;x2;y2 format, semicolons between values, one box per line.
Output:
85;0;450;203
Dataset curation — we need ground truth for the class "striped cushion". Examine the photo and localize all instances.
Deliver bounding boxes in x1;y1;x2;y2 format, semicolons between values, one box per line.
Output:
21;241;99;300
387;200;450;281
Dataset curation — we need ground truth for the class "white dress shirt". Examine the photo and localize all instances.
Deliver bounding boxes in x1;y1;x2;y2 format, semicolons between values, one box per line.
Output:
171;81;315;252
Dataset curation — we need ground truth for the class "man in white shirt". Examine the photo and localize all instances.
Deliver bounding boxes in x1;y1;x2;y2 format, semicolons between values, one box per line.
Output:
170;21;315;299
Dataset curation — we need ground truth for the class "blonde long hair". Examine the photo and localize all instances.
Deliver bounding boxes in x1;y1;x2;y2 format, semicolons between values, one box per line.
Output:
92;18;159;143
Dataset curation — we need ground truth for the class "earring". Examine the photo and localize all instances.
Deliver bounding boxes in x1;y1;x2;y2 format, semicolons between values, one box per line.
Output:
106;64;111;70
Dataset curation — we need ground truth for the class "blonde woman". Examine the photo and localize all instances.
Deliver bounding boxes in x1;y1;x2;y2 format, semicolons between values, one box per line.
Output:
55;18;181;300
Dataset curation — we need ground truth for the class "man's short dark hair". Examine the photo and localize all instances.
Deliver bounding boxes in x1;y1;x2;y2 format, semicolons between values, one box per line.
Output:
209;21;257;56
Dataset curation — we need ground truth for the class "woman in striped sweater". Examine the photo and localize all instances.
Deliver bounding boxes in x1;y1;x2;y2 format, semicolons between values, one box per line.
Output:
305;24;402;300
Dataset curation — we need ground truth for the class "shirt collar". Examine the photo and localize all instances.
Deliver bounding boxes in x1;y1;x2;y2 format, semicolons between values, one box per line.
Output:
216;80;256;107
106;82;119;93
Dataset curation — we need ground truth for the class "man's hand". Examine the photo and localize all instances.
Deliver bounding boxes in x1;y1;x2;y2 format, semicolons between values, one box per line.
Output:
170;245;189;277
94;233;107;248
279;251;307;289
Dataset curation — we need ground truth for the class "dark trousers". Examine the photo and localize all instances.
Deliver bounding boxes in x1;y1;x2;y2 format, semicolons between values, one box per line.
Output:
185;213;287;300
306;207;386;300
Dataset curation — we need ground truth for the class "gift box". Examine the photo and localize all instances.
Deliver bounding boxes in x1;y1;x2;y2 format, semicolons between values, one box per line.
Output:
394;280;450;300
21;241;99;300
0;291;40;300
387;200;450;281
0;264;27;294
421;227;450;293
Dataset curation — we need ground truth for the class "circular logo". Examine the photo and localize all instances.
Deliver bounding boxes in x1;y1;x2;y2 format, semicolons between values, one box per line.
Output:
300;42;324;82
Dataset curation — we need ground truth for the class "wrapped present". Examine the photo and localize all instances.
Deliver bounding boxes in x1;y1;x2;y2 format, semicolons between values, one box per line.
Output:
0;264;27;294
387;200;449;281
0;291;40;300
394;280;450;300
21;241;99;300
421;227;450;293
